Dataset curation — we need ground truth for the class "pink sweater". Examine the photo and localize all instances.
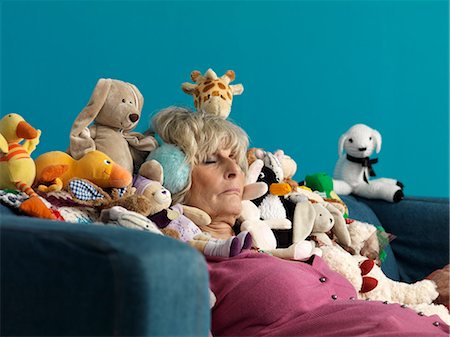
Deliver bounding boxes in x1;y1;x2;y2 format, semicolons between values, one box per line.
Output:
207;251;449;337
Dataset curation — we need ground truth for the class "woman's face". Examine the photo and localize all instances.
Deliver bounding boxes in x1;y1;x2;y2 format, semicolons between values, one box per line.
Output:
184;148;245;222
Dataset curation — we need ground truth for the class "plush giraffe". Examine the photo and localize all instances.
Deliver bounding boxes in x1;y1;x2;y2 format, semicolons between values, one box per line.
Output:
181;68;244;118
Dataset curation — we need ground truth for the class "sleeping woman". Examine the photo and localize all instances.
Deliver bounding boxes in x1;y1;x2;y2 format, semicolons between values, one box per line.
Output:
150;106;449;337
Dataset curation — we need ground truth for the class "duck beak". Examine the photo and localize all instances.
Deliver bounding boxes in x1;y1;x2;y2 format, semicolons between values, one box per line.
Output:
16;121;38;139
108;163;132;188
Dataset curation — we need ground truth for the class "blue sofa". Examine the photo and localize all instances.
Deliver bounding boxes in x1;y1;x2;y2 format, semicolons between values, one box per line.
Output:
1;195;448;336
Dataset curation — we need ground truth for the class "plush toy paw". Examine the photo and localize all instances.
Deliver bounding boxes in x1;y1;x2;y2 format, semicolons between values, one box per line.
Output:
38;178;63;192
101;206;162;235
393;189;404;203
359;259;379;293
293;240;316;261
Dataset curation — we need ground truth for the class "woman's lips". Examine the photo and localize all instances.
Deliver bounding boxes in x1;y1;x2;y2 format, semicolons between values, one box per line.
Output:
222;188;241;195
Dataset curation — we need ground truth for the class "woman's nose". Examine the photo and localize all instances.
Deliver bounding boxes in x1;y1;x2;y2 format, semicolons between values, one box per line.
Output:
225;158;240;179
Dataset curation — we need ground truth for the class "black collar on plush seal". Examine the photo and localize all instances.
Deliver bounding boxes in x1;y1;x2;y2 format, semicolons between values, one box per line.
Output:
346;154;378;183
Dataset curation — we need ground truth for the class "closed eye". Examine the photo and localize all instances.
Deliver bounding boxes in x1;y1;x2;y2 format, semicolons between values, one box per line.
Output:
204;156;217;164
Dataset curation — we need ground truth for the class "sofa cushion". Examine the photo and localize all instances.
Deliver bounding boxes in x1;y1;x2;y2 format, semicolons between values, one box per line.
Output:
355;196;449;282
341;195;400;281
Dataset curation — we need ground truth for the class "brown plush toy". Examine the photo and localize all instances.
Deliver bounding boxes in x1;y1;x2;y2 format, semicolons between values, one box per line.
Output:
69;78;158;174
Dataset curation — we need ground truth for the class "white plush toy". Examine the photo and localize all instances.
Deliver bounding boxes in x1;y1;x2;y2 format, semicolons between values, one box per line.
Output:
291;200;351;248
316;217;450;324
321;244;450;324
239;159;319;260
333;123;404;202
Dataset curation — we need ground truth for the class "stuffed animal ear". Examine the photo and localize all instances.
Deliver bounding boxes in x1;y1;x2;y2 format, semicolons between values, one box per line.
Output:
246;159;264;184
242;182;268;201
372;128;382;154
254;148;265;160
127;82;144;112
67;178;110;206
223;70;235;82
139;159;164;184
181;82;198;96
338;132;348;157
69;78;112;159
190;70;202;82
324;202;351;247
230;84;244;96
292;201;316;243
273;149;284;160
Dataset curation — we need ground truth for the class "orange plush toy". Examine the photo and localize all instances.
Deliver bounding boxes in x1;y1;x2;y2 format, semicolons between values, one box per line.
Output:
34;150;132;192
0;113;55;219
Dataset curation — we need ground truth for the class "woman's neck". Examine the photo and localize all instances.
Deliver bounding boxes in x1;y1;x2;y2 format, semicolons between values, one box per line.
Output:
198;216;236;239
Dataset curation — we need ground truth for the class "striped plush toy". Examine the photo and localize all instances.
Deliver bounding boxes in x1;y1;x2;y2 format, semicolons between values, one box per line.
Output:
0;113;55;219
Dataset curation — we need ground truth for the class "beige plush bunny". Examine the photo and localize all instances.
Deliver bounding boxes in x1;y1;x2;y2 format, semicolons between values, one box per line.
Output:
292;200;352;248
69;78;158;174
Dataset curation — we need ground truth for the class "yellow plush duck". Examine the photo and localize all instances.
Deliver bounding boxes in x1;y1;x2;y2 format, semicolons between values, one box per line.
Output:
0;113;55;219
34;150;132;192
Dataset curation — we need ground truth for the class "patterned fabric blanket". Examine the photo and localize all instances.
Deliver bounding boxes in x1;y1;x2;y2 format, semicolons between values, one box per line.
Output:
0;189;99;224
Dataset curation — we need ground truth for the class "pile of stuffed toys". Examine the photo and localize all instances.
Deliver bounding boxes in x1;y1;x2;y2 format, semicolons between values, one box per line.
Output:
0;68;448;322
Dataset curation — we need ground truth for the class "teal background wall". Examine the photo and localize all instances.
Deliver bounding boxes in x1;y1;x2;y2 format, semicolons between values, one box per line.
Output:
1;0;449;198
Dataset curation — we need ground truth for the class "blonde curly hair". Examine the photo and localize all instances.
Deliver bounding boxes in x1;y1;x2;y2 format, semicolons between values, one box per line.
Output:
152;106;249;204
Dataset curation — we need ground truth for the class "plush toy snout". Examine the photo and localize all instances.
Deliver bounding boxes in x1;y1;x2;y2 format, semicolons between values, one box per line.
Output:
338;124;382;158
96;85;142;131
153;187;171;205
129;113;139;123
202;96;232;118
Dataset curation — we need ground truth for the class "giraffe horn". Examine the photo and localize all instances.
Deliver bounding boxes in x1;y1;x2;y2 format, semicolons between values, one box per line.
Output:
223;70;236;83
204;68;218;80
190;70;202;82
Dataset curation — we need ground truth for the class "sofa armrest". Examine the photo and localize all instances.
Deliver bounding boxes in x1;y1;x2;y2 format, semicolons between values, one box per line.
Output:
1;213;210;337
354;196;449;283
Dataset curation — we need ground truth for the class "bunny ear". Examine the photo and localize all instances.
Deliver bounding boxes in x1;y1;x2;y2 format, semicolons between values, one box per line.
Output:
127;82;144;112
372;129;382;153
69;78;112;159
68;178;110;206
292;201;316;243
338;132;348;157
324;202;351;247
